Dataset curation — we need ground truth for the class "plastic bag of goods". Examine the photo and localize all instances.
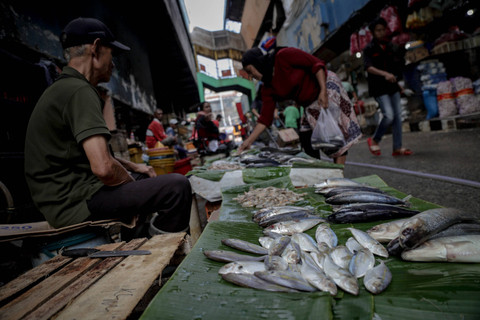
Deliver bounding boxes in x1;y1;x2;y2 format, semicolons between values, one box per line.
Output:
311;106;345;154
436;81;457;117
380;6;402;35
451;77;480;115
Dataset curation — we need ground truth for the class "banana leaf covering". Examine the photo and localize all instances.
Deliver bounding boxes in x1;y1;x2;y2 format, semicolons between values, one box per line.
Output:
140;175;480;320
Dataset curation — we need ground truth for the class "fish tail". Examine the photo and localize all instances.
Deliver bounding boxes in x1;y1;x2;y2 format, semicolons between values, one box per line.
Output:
402;195;413;206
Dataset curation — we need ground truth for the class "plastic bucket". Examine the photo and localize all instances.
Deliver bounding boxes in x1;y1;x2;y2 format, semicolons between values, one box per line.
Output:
152;163;175;175
422;88;439;119
173;158;192;175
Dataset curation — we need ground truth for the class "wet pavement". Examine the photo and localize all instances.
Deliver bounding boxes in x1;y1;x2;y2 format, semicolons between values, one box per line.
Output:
340;127;480;213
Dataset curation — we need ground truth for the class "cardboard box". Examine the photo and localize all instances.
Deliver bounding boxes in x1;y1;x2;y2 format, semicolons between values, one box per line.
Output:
277;128;299;147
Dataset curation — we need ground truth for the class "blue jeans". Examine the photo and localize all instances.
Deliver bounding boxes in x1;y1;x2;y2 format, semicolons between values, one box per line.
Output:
373;92;402;151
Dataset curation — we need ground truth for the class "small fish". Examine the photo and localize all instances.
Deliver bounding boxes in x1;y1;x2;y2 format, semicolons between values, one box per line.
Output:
264;219;323;235
310;251;328;270
268;236;291;256
221;239;268;255
258;212;322;228
281;241;302;265
345;237;364;253
367;219;409;243
254;270;317;292
364;260;392;294
330;245;353;270
264;255;289;271
258;236;274;249
203;250;266;263
221;273;298;292
348;228;388;258
315;223;338;248
218;261;266;275
300;259;338;295
323;255;359;295
401;235;480;263
326;192;409;206
349;248;375;278
253;206;311;223
291;233;319;253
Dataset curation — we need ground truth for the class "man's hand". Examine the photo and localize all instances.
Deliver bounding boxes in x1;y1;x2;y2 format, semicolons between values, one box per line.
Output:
384;72;397;83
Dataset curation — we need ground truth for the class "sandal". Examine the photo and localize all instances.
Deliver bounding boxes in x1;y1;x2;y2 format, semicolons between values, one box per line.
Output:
392;148;413;156
367;138;381;156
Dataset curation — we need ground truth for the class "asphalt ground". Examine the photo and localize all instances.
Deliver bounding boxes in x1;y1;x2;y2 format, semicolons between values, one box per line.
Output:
338;128;480;213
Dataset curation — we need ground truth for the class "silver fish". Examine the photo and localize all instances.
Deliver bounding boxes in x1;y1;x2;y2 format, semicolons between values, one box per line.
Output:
300;259;338;295
323;255;359;295
348;228;388;258
268;236;291;256
401;235;480;263
398;208;480;249
323;185;386;197
264;255;289;271
314;178;361;190
310;251;328;270
328;203;419;223
254;270;317;292
258;236;274;249
345;237;364;253
330;245;353;270
203;250;266;263
364;260;392;294
253;206;312;222
349;248;375;278
222;238;268;255
258;212;322;228
281;241;302;265
326;191;409;206
315;223;338;248
367;219;409;243
264;219;323;235
291;233;319;253
428;223;480;240
218;261;266;275
221;273;298;292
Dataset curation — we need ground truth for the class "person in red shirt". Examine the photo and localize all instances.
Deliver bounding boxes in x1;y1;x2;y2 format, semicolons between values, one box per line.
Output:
239;47;361;164
145;108;175;148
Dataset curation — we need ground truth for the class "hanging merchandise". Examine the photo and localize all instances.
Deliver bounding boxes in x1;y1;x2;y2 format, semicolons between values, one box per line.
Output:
436;81;457;118
391;33;411;46
451;77;480;115
350;32;360;55
357;26;372;52
380;6;403;36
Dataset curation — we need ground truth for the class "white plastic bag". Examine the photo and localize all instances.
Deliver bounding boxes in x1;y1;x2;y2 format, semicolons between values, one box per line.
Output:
311;108;345;151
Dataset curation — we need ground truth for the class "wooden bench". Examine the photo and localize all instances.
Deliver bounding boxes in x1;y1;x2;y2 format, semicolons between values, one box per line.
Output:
0;232;188;320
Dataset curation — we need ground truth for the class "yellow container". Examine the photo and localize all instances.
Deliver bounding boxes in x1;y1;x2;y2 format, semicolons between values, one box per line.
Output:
152;164;175;175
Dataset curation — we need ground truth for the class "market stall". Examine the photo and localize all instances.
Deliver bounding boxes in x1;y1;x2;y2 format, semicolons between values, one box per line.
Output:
140;160;480;319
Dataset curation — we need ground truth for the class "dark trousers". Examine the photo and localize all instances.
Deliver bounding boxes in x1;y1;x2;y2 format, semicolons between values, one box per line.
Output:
87;173;192;233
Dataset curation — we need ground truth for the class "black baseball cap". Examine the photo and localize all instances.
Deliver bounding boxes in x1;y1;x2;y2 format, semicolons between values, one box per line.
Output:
61;17;130;52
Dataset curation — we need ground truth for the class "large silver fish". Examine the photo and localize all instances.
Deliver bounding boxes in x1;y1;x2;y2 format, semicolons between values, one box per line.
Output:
401;235;480;263
204;250;266;263
315;223;338;248
253;206;312;223
221;238;268;255
218;261;266;275
323;255;359;295
322;185;386;197
264;219;323;235
397;208;480;249
314;178;362;190
349;248;375;278
254;270;317;292
221;273;298;292
326;192;409;206
364;260;392;294
268;236;291;256
258;212;323;228
348;228;388;258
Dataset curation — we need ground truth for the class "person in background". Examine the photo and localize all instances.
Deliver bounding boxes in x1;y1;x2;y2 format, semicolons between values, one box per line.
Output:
363;17;412;156
24;17;191;238
239;46;361;164
167;118;187;159
283;100;300;131
213;114;222;128
146;108;175;148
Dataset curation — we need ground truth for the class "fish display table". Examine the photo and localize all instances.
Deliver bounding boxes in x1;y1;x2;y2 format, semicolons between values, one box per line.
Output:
0;233;187;320
140;175;480;320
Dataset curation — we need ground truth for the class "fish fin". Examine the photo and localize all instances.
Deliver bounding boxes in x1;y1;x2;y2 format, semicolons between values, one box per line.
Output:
402;194;413;206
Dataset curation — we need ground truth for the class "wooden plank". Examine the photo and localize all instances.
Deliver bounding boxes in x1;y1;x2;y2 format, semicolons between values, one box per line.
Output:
23;238;147;320
54;233;186;320
0;255;72;305
0;242;122;320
